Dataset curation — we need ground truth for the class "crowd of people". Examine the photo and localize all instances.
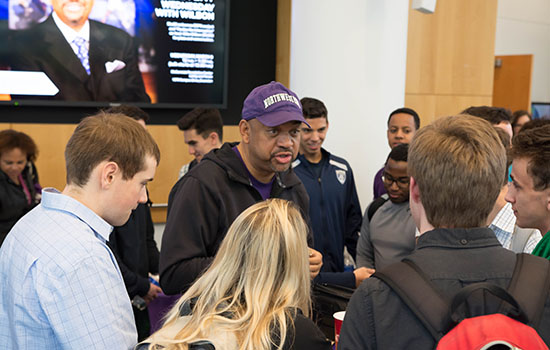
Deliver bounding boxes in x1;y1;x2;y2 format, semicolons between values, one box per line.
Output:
1;80;550;349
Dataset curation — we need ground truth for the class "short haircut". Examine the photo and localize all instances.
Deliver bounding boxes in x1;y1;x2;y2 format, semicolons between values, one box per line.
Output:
103;105;150;123
177;108;223;141
510;124;550;191
301;97;328;121
408;115;505;228
462;106;512;125
387;143;408;163
493;127;512;186
387;107;420;130
512;110;531;126
65;113;160;187
0;129;38;162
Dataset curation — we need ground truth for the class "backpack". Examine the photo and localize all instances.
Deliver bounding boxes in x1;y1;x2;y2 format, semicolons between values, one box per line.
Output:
374;253;550;350
367;194;389;222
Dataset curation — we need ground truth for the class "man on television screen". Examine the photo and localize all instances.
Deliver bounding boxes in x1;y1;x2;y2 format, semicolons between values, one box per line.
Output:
10;0;150;102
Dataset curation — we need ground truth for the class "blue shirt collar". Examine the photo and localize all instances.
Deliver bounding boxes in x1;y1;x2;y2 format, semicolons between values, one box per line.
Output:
41;188;113;242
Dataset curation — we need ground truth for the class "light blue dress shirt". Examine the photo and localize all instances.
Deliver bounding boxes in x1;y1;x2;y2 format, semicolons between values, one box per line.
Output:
0;188;137;349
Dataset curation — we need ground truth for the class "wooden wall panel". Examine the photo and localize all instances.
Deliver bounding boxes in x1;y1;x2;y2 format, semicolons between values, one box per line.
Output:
403;95;436;126
405;0;498;123
223;125;241;144
276;0;292;86
146;124;189;206
1;123;240;223
406;94;492;126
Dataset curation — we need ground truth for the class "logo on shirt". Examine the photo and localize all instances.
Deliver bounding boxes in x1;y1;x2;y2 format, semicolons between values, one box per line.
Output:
336;169;346;185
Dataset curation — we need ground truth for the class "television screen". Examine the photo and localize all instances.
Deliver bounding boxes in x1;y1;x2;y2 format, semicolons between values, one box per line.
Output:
532;102;550;120
0;0;229;108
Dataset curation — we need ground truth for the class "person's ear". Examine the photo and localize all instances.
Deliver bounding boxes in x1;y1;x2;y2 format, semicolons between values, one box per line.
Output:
239;119;251;144
100;161;119;189
545;188;550;213
409;176;421;204
208;131;219;145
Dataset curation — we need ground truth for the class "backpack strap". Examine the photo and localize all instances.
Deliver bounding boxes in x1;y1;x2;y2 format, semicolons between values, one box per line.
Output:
511;226;537;253
374;260;451;341
506;253;550;327
367;195;389;222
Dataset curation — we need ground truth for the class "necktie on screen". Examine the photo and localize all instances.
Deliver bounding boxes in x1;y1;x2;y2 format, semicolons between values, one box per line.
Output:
73;36;90;75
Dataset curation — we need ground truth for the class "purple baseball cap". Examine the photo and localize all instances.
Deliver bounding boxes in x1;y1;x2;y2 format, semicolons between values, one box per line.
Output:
241;81;310;127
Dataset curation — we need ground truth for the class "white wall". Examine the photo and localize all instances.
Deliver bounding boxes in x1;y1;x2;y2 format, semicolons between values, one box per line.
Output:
290;0;410;208
495;0;550;102
154;223;165;249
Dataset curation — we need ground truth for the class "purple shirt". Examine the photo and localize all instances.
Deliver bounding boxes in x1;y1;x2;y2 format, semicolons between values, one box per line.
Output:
233;146;274;200
373;166;387;199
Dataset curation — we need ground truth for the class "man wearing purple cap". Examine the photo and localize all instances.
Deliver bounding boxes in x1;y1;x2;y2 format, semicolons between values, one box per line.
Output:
160;81;323;295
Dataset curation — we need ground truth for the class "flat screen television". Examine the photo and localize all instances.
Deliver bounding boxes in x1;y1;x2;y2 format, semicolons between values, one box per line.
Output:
0;0;229;108
532;102;550;120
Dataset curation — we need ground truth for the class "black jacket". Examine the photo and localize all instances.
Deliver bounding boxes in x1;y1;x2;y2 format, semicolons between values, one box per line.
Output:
108;200;160;298
0;162;40;246
339;227;550;349
293;149;362;288
159;142;311;295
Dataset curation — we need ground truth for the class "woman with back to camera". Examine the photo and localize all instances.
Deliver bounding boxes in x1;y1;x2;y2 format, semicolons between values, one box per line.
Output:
137;199;331;350
0;129;41;246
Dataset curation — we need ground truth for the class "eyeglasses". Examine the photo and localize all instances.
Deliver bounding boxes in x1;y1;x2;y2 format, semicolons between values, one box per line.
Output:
382;173;410;187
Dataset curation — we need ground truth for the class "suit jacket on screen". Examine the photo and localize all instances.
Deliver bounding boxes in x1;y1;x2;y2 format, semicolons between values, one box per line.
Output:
12;16;150;102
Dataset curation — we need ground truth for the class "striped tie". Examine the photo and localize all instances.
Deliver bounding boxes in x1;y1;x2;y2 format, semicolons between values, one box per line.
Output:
73;36;90;75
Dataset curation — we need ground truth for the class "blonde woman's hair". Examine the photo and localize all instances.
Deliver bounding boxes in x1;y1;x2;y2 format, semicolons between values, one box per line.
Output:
145;199;311;350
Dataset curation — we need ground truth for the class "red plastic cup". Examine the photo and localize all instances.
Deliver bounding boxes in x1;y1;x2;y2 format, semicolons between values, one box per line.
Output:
333;311;346;349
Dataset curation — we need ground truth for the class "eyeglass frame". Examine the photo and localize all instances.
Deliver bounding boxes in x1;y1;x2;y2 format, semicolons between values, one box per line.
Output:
382;172;410;187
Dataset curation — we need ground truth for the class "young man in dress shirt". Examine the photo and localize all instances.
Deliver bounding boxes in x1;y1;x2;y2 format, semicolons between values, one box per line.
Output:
0;113;160;349
506;124;550;259
487;127;541;253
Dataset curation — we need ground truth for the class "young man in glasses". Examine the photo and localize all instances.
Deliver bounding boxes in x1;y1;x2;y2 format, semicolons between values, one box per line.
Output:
356;143;416;270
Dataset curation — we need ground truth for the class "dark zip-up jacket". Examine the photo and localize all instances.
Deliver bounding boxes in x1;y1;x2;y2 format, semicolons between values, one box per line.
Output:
159;142;311;295
0;162;41;246
108;199;160;299
339;228;550;349
293;149;362;288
